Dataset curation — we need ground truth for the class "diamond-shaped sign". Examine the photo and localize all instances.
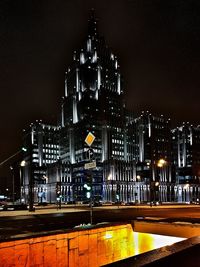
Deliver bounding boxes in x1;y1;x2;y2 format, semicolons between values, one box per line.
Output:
85;132;95;147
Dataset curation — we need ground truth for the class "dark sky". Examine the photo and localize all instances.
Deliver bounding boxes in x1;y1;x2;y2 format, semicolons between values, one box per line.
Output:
0;0;200;171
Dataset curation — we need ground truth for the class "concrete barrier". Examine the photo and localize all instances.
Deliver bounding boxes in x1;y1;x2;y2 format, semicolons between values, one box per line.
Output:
132;220;200;238
0;223;134;267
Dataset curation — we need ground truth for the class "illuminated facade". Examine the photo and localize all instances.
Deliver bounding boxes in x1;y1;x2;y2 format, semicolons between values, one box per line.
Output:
172;123;200;202
22;13;135;203
21;12;200;204
127;111;174;202
60;13;125;163
57;12;136;203
22;122;60;203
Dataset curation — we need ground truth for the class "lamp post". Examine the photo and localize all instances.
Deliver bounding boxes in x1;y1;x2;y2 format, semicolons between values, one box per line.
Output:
136;175;141;203
107;173;113;202
56;159;62;210
184;183;189;202
20;160;26;203
28;145;35;212
157;159;167;202
10;166;15;204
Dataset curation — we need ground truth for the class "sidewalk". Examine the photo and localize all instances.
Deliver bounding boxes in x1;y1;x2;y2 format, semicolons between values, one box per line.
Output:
0;204;199;218
0;205;85;217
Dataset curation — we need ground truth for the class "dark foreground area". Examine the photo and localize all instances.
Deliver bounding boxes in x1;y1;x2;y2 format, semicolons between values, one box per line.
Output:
145;244;200;267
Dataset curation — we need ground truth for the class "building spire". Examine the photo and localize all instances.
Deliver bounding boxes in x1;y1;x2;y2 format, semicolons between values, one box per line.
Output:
88;9;98;37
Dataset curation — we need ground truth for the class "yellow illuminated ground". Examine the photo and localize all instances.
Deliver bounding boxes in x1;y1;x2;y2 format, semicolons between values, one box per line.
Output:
103;228;185;264
131;231;185;256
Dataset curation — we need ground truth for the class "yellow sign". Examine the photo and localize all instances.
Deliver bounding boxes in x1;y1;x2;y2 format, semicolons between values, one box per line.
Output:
85;132;95;147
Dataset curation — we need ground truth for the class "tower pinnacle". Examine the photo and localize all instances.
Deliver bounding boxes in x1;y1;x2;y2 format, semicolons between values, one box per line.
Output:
88;9;98;37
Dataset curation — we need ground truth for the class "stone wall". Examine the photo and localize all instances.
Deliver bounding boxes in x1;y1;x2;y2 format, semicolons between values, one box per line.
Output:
133;220;200;238
0;224;134;267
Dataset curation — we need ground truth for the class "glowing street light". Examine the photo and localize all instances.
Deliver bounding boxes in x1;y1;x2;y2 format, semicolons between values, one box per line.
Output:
136;175;141;181
20;160;26;167
157;159;166;168
107;173;112;181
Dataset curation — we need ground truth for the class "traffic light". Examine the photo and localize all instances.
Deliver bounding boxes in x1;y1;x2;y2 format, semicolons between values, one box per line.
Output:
83;183;91;199
116;184;120;201
84;174;92;199
56;182;61;200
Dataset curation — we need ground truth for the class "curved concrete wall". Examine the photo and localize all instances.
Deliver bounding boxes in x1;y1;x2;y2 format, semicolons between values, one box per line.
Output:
0;224;134;267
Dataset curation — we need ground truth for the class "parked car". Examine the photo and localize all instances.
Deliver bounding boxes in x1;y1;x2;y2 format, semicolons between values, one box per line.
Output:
150;201;160;206
66;201;76;204
92;201;102;207
37;202;48;206
125;202;136;206
27;204;36;211
0;204;6;211
6;203;28;211
192;199;200;205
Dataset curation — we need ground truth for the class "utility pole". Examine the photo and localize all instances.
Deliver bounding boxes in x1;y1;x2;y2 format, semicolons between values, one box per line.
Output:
28;145;35;212
10;166;15;204
84;132;96;225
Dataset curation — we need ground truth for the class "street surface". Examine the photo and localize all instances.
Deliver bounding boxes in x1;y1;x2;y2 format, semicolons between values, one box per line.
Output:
0;205;200;239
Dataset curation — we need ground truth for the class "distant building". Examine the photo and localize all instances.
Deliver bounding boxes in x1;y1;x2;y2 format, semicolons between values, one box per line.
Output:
171;123;200;202
172;123;200;183
22;122;60;203
128;111;174;202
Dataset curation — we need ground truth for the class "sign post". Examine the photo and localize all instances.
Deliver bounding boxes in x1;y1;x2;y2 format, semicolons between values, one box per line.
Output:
84;132;96;225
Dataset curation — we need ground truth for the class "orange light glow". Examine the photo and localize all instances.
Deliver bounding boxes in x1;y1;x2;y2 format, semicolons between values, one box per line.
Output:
0;224;185;267
157;158;166;167
104;232;113;239
132;232;185;256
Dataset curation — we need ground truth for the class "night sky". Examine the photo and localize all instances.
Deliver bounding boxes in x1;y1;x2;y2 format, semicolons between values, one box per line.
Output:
0;0;200;174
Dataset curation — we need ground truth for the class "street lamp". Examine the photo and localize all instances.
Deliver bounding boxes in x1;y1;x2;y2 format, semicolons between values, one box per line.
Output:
157;159;167;202
6;188;9;200
20;160;26;167
183;183;189;202
20;160;26;203
136;175;141;182
10;166;15;205
157;159;166;168
107;173;113;202
136;175;141;203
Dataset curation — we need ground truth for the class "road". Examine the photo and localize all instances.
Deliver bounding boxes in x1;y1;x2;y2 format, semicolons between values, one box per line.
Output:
0;205;200;239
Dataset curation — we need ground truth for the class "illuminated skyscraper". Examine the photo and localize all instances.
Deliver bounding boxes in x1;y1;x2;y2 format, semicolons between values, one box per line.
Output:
22;12;134;204
59;12;133;202
21;12;199;204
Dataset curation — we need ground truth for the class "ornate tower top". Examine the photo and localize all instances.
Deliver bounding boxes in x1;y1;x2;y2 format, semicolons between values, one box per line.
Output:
64;12;123;100
87;9;98;38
